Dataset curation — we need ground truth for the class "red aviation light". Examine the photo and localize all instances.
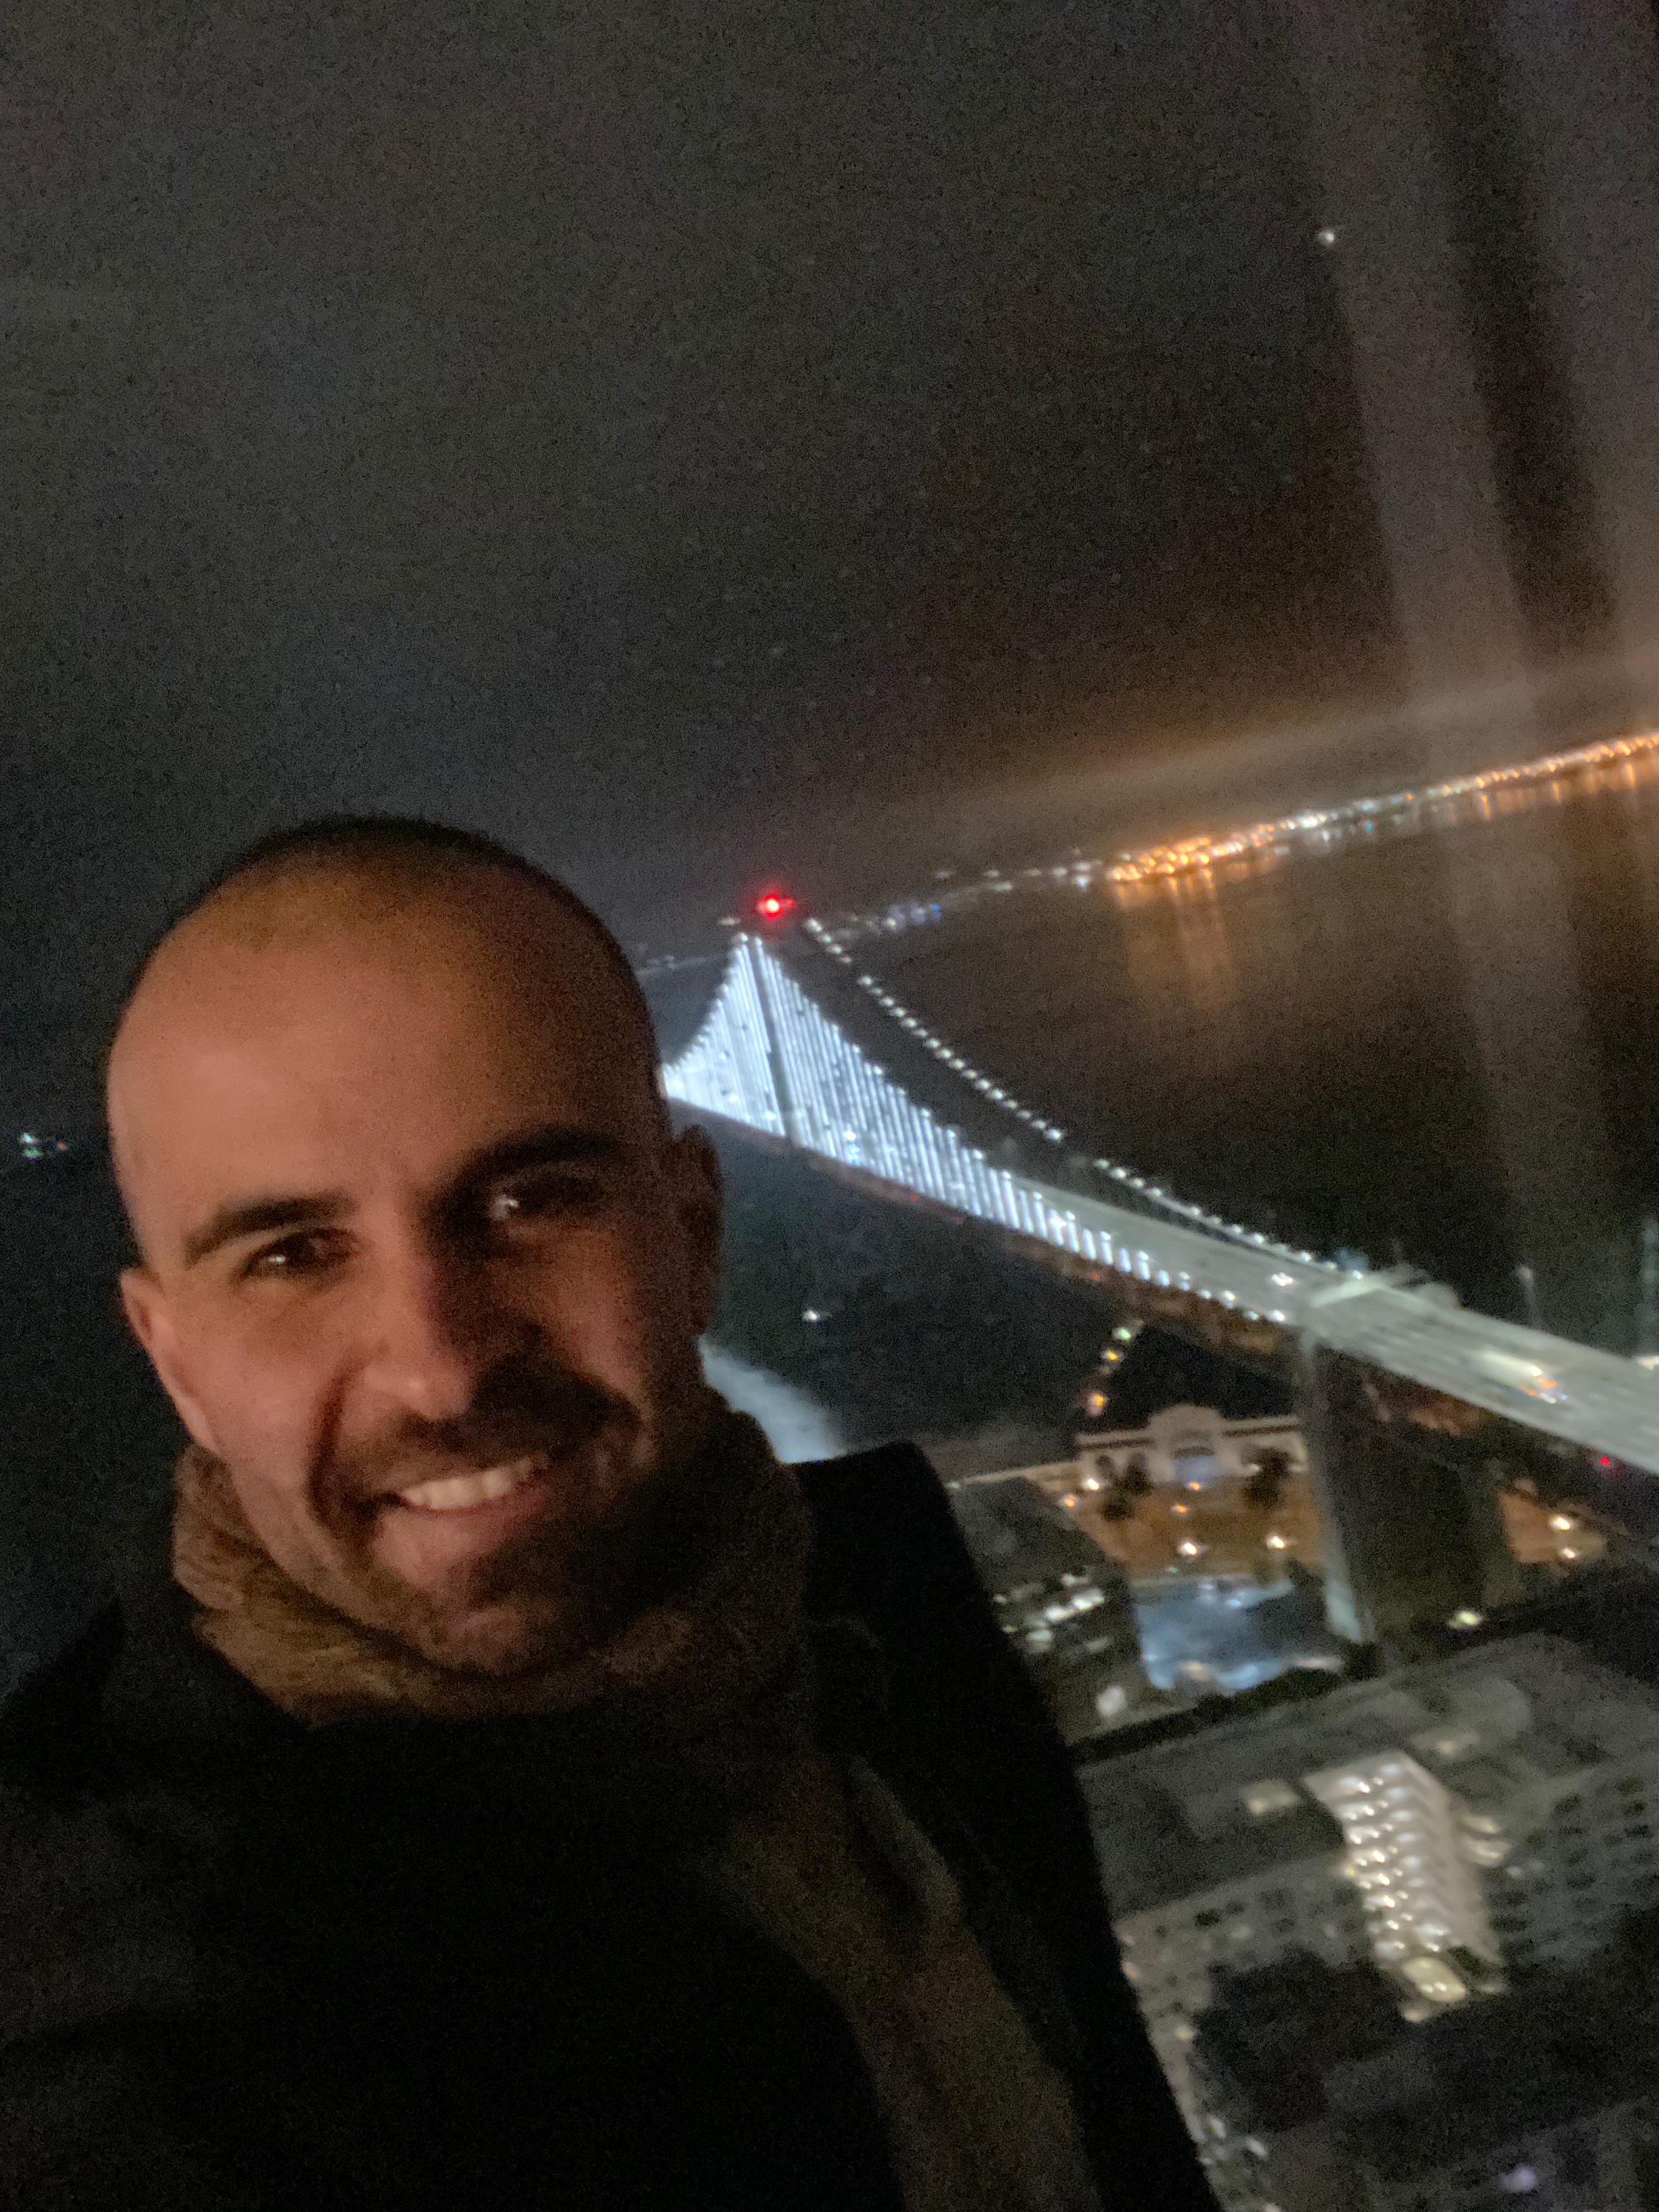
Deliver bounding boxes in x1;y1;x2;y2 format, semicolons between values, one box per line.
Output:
754;889;797;922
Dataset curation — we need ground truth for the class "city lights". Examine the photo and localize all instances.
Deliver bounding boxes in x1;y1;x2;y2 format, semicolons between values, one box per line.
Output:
1106;729;1659;891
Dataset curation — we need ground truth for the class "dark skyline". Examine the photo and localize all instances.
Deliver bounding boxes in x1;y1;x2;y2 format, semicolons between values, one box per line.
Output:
4;0;1650;1122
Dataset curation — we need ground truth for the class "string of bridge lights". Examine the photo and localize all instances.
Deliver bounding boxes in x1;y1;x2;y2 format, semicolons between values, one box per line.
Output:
665;932;1330;1328
803;915;1337;1275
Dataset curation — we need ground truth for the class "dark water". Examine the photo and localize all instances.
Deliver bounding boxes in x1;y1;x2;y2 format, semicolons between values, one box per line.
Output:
850;751;1659;1351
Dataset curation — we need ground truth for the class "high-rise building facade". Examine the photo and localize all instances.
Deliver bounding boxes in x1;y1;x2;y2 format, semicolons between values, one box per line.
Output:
947;1472;1155;1739
1082;1638;1659;2115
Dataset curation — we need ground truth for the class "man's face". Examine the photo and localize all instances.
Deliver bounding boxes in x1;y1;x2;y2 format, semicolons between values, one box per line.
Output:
109;867;723;1675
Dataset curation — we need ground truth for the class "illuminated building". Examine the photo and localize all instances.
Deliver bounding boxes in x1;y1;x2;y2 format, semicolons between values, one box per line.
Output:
1074;1404;1308;1494
1081;1638;1659;2117
1302;1752;1501;2004
1001;1410;1325;1597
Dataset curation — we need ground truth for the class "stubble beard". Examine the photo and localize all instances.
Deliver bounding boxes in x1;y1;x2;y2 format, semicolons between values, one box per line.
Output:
306;1388;720;1680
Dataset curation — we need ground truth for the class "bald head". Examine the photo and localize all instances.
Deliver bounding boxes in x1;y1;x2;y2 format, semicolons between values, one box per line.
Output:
107;824;663;1258
108;822;721;1676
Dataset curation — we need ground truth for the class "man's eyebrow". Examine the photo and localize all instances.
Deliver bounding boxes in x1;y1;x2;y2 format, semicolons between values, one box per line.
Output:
182;1193;350;1269
447;1126;628;1196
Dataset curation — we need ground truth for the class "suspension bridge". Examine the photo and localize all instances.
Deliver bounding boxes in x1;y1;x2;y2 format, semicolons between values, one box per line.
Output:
660;929;1659;1493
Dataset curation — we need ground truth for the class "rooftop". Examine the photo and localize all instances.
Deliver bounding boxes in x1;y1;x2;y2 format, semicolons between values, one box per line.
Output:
1339;1985;1659;2183
1195;1954;1659;2182
1079;1636;1659;1916
947;1474;1115;1592
1192;1957;1403;2130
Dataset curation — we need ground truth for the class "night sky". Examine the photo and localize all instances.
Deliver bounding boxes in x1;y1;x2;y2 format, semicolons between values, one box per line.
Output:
4;0;1402;1122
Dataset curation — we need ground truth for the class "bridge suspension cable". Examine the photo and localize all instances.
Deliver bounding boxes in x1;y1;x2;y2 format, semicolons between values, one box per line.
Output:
802;915;1329;1271
661;933;1659;1478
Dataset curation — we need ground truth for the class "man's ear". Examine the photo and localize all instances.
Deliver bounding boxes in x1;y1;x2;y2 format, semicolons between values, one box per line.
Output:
120;1268;222;1457
669;1126;724;1337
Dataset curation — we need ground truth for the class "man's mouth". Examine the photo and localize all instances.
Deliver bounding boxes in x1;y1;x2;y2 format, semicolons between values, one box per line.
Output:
391;1454;547;1514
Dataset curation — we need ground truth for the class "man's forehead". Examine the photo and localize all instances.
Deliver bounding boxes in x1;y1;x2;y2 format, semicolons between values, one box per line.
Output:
118;861;644;1057
108;864;660;1218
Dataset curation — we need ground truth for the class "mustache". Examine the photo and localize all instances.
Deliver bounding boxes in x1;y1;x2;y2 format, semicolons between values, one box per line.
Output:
342;1359;631;1501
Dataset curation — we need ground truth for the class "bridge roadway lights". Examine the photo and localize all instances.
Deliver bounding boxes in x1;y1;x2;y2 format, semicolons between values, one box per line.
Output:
680;1107;1521;1658
979;1239;1528;1655
661;932;1659;1547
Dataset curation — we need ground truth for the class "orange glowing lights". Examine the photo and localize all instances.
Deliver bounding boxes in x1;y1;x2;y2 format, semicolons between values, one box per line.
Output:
1107;728;1659;892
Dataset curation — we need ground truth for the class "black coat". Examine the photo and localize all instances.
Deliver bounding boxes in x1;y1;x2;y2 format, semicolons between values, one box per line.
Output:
0;1442;1212;2212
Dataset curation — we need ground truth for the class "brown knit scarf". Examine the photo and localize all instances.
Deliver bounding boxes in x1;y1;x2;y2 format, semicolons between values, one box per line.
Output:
173;1405;1101;2211
173;1398;815;1829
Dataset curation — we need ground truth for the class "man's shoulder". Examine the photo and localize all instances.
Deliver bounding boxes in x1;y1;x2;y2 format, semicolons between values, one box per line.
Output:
795;1437;1025;1658
789;1437;1043;1749
792;1436;953;1553
791;1436;969;1578
0;1567;282;1799
0;1602;223;2049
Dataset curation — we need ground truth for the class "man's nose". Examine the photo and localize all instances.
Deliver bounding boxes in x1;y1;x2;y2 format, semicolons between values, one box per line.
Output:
360;1243;528;1423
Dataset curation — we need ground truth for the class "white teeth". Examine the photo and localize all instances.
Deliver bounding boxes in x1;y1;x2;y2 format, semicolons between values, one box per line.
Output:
395;1458;539;1514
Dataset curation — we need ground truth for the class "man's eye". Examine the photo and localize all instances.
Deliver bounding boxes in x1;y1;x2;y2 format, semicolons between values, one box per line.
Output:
484;1171;605;1228
242;1231;345;1281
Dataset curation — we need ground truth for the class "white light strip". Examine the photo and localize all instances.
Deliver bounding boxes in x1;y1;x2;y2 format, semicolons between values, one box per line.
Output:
798;915;1332;1272
662;937;1335;1314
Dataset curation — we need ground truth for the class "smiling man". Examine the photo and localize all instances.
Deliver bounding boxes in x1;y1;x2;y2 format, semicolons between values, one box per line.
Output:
109;837;734;1712
0;819;1212;2212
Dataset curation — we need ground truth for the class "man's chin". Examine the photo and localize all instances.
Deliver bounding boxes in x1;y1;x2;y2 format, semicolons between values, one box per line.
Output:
351;1521;642;1680
393;1596;587;1680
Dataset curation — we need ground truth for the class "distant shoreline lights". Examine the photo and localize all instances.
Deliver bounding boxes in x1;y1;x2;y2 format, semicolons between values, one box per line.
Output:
817;727;1659;945
1107;728;1659;888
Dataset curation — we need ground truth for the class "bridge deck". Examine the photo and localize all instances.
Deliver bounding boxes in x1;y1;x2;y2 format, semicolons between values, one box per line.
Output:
661;933;1659;1479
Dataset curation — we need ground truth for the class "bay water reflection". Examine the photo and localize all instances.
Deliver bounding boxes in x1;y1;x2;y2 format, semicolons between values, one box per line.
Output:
859;747;1659;1352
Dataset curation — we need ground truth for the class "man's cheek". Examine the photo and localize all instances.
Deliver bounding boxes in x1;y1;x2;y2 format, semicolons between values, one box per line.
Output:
211;1372;315;1506
540;1244;662;1372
